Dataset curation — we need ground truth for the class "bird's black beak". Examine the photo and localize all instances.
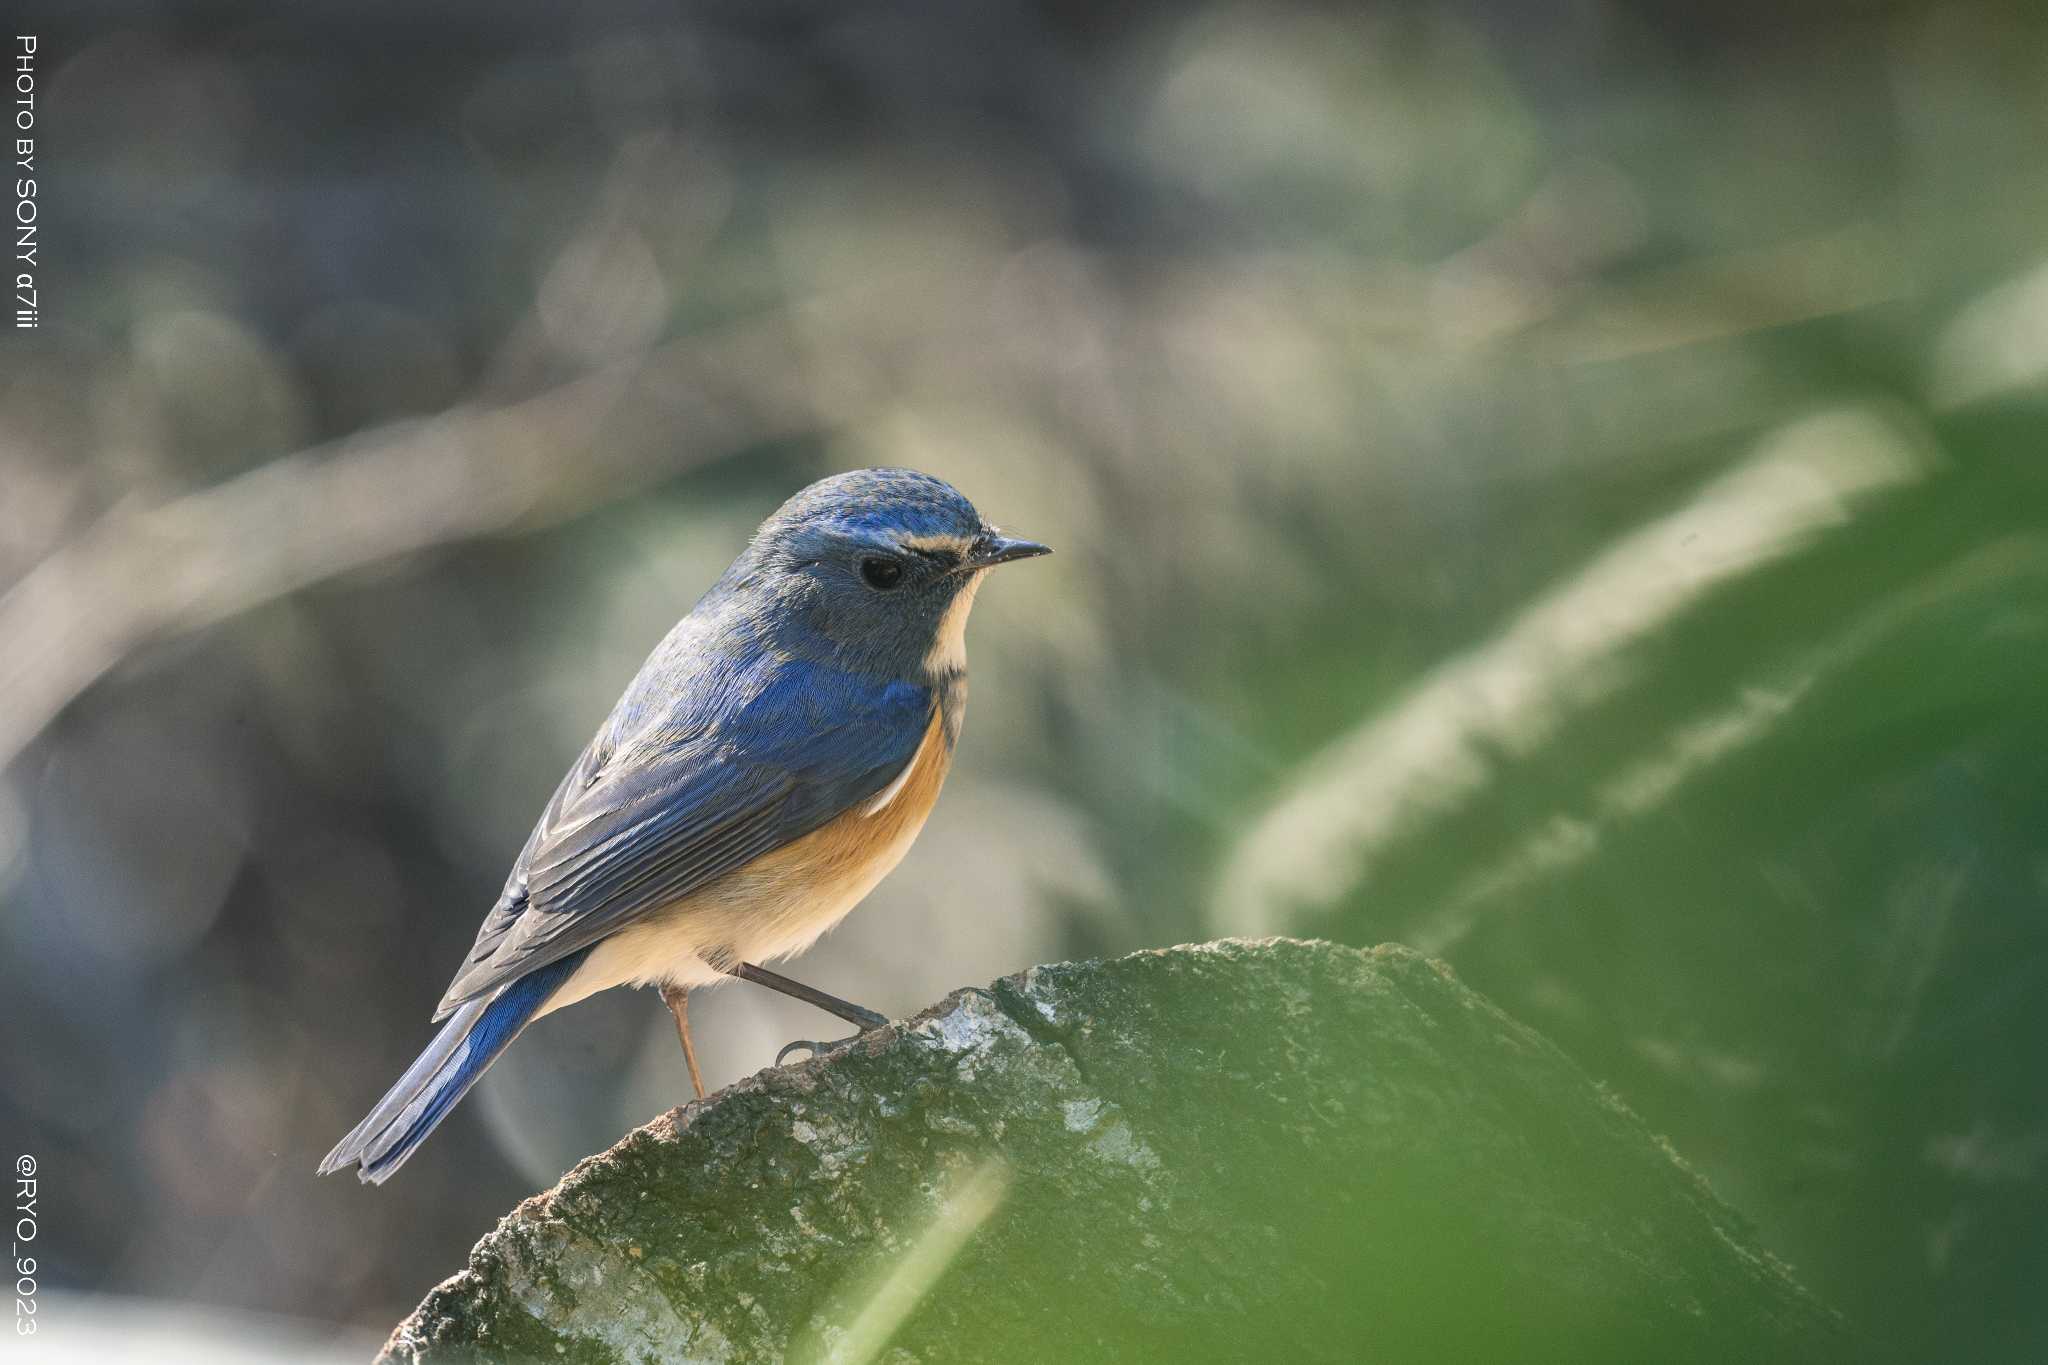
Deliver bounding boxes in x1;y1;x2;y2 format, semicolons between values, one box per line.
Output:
970;529;1052;568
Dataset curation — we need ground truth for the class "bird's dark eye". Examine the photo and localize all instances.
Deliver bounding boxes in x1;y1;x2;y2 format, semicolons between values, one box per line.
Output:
859;556;904;590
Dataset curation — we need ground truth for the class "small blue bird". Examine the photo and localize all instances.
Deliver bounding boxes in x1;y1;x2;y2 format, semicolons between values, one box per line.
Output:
320;469;1049;1182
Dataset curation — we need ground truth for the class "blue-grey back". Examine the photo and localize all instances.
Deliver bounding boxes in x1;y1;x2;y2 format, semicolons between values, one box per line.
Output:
431;482;980;1015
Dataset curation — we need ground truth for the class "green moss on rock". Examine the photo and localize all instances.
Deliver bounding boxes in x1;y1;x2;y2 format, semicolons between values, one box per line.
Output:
378;939;1855;1364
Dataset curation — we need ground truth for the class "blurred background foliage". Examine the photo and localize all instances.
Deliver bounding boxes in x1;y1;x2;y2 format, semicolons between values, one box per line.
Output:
1;0;2045;1359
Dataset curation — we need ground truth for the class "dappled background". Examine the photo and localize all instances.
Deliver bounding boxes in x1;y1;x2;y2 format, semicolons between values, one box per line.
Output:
2;0;2046;1359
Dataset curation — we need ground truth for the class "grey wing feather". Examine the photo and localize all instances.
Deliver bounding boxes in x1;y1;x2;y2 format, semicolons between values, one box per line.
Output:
432;652;931;1018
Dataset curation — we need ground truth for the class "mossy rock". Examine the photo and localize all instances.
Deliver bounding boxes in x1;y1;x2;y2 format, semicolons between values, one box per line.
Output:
379;939;1854;1363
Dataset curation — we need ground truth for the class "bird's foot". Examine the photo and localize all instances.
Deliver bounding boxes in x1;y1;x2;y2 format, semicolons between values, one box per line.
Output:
775;1017;888;1067
776;1037;835;1066
844;1003;890;1031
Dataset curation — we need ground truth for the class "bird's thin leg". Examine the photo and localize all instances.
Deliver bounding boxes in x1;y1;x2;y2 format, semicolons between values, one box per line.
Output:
726;961;889;1029
722;961;889;1065
658;983;707;1101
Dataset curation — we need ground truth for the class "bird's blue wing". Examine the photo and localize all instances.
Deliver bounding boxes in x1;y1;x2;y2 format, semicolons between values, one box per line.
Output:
433;648;933;1016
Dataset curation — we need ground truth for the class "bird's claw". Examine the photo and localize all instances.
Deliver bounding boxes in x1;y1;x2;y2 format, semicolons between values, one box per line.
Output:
777;1038;828;1066
776;1019;891;1067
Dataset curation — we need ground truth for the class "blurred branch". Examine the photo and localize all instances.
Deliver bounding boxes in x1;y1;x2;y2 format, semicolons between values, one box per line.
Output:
0;317;821;771
1410;532;2048;954
1209;406;1940;940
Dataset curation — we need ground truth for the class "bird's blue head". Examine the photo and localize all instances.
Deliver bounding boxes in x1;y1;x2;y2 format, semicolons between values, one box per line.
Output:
718;468;1049;682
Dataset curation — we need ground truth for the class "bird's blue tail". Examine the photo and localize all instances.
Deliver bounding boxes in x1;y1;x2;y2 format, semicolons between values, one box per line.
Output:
318;949;590;1184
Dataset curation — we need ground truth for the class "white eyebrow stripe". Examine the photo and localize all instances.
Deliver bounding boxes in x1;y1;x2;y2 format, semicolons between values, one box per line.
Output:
896;532;972;557
863;753;918;816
